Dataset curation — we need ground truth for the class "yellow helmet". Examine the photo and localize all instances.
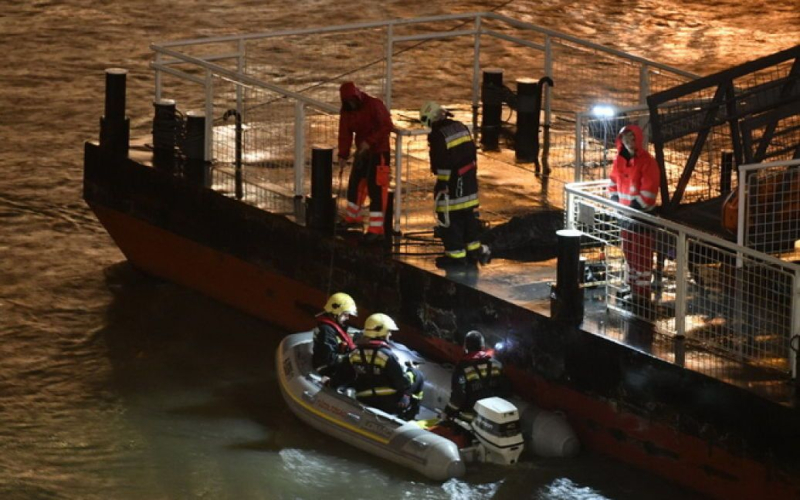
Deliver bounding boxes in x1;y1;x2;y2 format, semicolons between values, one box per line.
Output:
419;101;444;128
323;292;357;317
363;313;398;339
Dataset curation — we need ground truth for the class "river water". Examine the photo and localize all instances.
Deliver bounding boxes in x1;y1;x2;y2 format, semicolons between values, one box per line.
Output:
1;1;797;499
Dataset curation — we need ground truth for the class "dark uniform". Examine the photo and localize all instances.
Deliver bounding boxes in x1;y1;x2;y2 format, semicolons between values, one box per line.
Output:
338;339;423;420
444;350;509;421
312;316;356;377
428;117;483;265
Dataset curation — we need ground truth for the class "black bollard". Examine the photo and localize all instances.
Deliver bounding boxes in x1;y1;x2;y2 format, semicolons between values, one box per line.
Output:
306;147;336;234
550;229;584;325
99;68;130;160
514;78;540;163
480;68;503;151
152;98;177;171
182;110;208;187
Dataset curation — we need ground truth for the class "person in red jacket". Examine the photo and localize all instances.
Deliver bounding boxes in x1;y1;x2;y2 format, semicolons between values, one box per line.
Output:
337;82;394;242
608;124;660;307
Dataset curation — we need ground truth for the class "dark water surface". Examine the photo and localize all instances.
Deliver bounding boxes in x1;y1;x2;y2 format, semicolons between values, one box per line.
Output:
1;1;797;498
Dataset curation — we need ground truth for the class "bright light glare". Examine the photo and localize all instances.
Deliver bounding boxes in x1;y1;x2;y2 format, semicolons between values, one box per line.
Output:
591;105;615;118
494;341;505;351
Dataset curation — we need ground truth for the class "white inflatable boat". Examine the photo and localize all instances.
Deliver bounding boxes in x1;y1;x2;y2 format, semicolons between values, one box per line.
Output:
276;332;579;480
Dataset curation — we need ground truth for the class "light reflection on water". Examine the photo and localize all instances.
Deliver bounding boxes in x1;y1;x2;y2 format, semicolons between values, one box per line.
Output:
1;0;797;498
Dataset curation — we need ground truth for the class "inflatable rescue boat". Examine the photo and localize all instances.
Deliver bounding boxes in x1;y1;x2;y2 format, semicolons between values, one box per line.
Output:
276;332;579;480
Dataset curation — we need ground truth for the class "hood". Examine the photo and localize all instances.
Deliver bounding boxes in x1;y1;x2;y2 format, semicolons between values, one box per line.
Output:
339;81;363;103
616;123;644;155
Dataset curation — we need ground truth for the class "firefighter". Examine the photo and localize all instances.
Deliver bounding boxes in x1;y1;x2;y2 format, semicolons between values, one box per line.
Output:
444;330;510;422
312;292;357;378
337;313;424;420
608;124;660;308
420;101;491;269
337;82;394;243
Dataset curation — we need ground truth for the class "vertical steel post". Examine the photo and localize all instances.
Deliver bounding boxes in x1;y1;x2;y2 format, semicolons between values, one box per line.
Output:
385;22;393;111
674;230;687;367
574;113;583;182
472;15;482;134
294;101;306;197
100;68;130;160
393;133;404;234
792;269;800;387
551;229;584;325
204;69;214;165
154;52;162;103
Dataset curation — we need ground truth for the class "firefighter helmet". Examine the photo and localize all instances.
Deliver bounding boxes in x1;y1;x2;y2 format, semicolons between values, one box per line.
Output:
464;330;485;352
363;313;398;339
323;292;357;317
419;101;445;128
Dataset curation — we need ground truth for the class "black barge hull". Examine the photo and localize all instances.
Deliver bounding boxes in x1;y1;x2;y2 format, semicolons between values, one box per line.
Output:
83;142;800;500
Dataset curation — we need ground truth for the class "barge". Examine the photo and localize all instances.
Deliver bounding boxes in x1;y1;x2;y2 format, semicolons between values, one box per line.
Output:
84;14;800;499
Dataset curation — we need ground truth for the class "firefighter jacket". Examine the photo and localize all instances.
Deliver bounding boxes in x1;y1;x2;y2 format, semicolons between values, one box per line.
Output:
346;339;412;400
428;118;480;213
337;82;393;159
312;316;356;376
608;124;660;212
445;350;509;418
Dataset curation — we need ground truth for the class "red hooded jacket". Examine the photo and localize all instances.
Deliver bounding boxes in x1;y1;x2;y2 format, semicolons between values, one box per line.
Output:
608;124;660;211
337;82;393;159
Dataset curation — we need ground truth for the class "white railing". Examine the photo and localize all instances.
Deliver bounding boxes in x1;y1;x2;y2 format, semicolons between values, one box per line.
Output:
566;181;800;377
149;12;696;235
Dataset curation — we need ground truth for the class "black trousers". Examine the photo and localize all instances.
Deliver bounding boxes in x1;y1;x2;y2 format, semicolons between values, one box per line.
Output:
437;208;482;258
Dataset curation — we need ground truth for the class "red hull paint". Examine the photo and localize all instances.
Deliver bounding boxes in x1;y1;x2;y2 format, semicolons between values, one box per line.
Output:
90;202;799;500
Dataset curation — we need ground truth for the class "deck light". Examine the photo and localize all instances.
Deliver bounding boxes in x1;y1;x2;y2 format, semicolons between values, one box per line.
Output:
591;104;615;118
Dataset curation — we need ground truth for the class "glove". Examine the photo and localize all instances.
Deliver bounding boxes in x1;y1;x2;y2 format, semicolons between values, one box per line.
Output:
397;394;411;409
610;194;619;203
629;199;643;210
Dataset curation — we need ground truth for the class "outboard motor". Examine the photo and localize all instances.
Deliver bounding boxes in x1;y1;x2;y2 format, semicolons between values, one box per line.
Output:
470;397;525;465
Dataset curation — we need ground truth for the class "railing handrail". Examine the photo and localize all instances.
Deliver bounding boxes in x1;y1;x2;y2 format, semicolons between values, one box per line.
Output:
152;11;697;82
566;180;800;273
739;158;800;173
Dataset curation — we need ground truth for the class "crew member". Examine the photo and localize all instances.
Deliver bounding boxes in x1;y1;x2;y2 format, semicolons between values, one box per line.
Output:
337;82;394;242
420;101;490;269
312;292;357;377
339;313;424;420
607;124;660;307
444;330;510;422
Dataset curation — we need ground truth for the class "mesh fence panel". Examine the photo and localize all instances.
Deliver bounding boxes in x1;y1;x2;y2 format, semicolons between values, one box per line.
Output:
744;162;800;254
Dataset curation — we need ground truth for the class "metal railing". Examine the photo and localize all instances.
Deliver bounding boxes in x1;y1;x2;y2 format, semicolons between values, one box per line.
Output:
566;181;800;378
149;12;695;235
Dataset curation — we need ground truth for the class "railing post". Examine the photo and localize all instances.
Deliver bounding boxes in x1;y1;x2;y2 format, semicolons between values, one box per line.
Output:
294;101;306;197
574;113;583;182
792;269;800;385
154;52;162;103
639;64;650;148
736;165;747;252
385;22;394;111
204;69;214;166
237;38;245;125
393;132;403;234
674;230;688;367
472;15;482;133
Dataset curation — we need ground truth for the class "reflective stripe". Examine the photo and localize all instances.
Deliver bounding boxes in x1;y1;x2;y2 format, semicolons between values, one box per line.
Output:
437;174;451;181
457;162;476;175
464;365;501;381
446;135;471;149
466;241;481;251
436;194;479;212
445;249;467;259
356;387;397;397
350;348;388;368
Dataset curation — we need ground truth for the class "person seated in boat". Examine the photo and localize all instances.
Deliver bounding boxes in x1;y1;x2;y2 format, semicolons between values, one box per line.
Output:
312;292;358;378
443;330;510;422
335;313;425;420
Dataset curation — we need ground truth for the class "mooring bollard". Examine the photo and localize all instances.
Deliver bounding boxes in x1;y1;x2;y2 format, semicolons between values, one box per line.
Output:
99;68;130;160
480;68;503;151
306;147;336;234
183;110;207;187
551;229;584;325
514;78;539;163
152;98;177;171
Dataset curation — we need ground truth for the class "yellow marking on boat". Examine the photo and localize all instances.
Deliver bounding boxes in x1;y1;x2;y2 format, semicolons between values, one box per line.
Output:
277;342;391;444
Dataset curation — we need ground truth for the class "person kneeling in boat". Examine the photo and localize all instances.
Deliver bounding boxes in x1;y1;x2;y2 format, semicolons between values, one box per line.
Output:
336;313;424;420
444;330;510;423
312;292;358;379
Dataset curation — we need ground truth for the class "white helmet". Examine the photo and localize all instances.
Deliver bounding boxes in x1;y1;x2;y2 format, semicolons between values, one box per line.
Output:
419;101;445;128
363;313;398;339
